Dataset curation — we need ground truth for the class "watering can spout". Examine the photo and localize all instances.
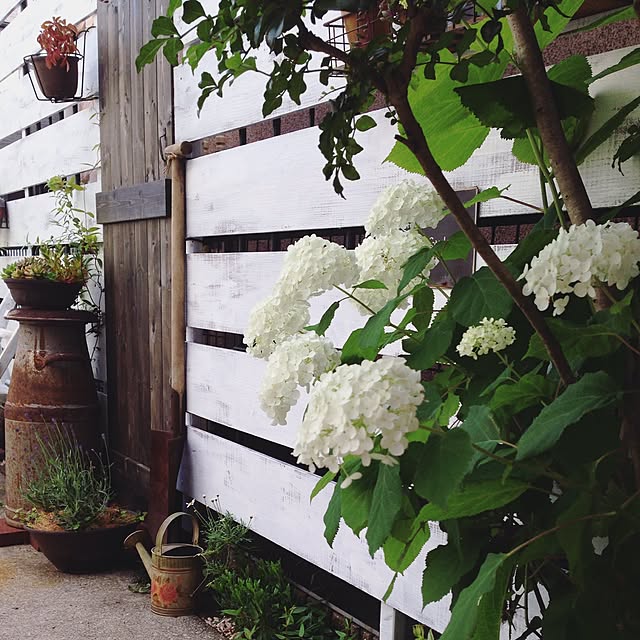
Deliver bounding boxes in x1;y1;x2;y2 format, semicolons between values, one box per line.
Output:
124;530;153;577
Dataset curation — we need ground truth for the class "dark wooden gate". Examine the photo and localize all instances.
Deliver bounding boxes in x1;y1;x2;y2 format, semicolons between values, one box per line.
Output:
96;0;174;505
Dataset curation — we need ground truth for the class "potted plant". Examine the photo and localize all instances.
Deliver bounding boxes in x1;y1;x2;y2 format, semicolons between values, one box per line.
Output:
17;429;143;574
29;17;80;101
2;176;100;310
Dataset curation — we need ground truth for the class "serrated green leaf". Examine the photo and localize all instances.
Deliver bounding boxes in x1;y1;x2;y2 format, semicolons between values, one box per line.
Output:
547;54;592;91
311;471;336;501
341;467;375;535
414;429;474;507
422;537;481;605
406;311;454;370
358;294;409;356
384;521;432;573
440;554;510;640
413;286;435;331
516;372;618;460
612;125;640;172
589;47;640;84
471;561;511;640
341;328;377;364
463;186;508;207
449;267;513;327
490;372;555;413
366;464;403;555
576;95;640;165
323;483;341;547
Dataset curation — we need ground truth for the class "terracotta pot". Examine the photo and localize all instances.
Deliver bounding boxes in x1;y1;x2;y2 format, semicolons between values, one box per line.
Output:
28;522;139;574
4;279;83;310
31;54;80;101
342;7;391;48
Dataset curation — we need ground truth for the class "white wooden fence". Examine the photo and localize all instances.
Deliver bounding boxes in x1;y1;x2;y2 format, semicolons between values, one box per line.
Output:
0;0;103;380
175;30;640;637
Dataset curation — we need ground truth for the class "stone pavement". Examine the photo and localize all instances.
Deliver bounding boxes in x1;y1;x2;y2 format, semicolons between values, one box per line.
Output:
0;466;222;640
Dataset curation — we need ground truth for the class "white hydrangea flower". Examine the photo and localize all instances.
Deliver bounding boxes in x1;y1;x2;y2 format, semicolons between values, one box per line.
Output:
244;294;310;359
293;358;424;473
365;179;447;236
274;235;358;300
353;228;434;314
456;317;516;360
259;332;340;425
520;220;640;315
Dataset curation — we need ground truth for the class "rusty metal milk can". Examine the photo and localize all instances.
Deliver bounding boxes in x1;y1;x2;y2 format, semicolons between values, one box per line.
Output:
3;308;100;526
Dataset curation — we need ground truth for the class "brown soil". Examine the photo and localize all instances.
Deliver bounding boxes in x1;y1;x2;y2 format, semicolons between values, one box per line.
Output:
22;505;142;532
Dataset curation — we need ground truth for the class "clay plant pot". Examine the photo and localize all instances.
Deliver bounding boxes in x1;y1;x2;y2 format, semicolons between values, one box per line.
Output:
342;8;391;47
28;522;139;574
4;279;83;310
31;54;80;101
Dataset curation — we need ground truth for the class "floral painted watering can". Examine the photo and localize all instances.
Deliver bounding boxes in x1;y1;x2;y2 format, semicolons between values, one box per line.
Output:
124;512;203;617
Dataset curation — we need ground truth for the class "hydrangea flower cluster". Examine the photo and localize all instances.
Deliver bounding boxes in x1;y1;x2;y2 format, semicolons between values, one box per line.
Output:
245;294;310;359
293;358;424;472
245;235;356;359
274;234;358;300
456;317;516;360
259;332;340;425
354;228;434;313
520;220;640;315
365;179;446;236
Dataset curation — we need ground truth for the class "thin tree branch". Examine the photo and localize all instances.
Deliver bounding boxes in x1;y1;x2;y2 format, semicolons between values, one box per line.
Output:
390;90;574;386
507;7;593;227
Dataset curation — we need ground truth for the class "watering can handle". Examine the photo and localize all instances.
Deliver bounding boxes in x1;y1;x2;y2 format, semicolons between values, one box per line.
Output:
155;511;200;554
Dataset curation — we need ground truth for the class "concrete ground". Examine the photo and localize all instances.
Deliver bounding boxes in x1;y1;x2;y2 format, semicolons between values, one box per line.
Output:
0;465;222;640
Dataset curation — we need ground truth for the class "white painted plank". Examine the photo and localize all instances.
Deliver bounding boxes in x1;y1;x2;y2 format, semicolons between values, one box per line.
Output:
0;0;23;26
177;427;451;632
187;343;300;447
174;10;345;139
0;107;99;194
380;604;407;640
0;27;98;142
185;47;640;237
0;181;102;248
0;0;96;82
0;327;18;379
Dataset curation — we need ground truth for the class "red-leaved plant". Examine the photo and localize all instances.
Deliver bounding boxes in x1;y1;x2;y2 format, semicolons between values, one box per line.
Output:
37;17;78;69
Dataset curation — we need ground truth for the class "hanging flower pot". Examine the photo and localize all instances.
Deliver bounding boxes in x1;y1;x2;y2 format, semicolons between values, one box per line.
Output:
29;52;80;101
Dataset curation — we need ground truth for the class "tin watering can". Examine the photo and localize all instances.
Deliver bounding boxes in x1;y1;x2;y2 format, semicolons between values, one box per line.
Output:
124;512;203;617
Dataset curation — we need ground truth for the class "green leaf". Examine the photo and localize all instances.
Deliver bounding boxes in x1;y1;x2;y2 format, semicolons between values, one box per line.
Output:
490;372;555;414
472;561;511;640
341;468;375;535
556;492;593;583
547;54;592;91
182;0;205;23
455;76;594;140
572;5;636;32
366;464;403;556
307;301;340;336
422;537;481;604
414;429;474;507
459;405;501;465
151;16;178;36
449;267;513;327
434;231;473;261
353;279;387;289
398;246;436;293
384;521;432;573
136;39;165;72
589;47;640;84
463;186;509;207
440;554;510;640
323;484;341;547
406;311;454;370
358;294;409;356
355;115;377;131
505;228;557;271
167;0;183;17
311;471;336;501
412;286;435;331
417;478;529;522
341;328;377;364
516;372;618;460
163;37;184;66
526;319;619;369
612;125;640;173
575;95;640;165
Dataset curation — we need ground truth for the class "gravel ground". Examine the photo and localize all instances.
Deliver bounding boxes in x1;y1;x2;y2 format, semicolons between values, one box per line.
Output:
0;466;223;640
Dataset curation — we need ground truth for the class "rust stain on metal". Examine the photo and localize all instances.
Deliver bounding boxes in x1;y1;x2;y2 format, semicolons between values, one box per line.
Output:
3;309;101;524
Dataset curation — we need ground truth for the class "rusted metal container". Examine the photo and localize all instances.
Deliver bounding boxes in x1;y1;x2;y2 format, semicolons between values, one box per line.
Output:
3;308;100;527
